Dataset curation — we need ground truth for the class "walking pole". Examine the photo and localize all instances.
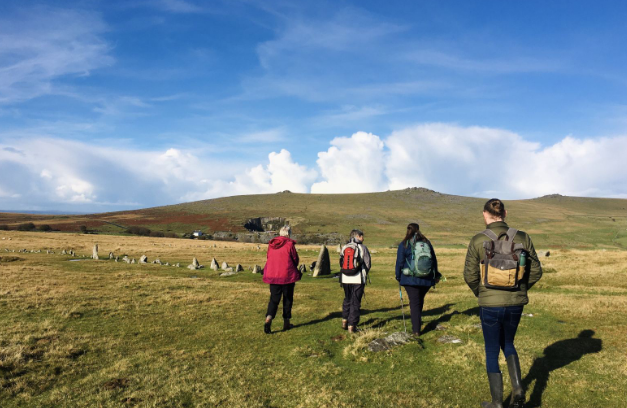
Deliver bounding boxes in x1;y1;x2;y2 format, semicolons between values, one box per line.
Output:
399;284;407;334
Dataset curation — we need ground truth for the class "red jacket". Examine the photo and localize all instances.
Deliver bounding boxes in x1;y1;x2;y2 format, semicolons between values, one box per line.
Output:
263;236;301;285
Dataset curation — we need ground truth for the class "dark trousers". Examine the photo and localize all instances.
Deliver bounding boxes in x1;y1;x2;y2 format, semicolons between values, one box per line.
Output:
342;284;365;326
403;285;430;334
480;306;524;373
266;283;295;320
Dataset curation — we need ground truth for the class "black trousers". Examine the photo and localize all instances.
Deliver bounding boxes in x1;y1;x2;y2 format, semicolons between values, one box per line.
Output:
266;283;295;320
342;284;365;326
403;285;431;334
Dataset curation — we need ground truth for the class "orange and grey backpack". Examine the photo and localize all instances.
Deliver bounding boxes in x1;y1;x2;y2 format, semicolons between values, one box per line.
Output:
340;242;363;276
481;228;526;290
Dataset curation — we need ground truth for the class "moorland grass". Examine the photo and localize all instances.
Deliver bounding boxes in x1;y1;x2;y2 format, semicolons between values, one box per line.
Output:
1;231;626;407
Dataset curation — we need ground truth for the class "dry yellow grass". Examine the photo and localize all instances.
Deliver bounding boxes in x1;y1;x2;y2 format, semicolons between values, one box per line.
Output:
1;231;626;407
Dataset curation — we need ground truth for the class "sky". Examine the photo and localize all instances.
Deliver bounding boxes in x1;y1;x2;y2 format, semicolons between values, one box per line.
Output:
1;0;627;213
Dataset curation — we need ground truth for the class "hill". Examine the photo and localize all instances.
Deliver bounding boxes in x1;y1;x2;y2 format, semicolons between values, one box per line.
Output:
2;188;627;248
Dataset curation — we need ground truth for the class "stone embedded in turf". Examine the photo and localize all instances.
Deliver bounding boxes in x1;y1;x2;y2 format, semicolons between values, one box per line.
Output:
221;261;229;270
437;335;463;344
109;252;114;259
93;244;99;260
368;332;414;352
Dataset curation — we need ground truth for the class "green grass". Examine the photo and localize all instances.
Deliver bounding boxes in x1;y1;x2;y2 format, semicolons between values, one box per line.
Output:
1;235;625;407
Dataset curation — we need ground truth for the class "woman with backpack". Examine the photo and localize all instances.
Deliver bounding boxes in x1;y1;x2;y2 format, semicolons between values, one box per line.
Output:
395;223;441;336
463;199;542;408
263;225;301;334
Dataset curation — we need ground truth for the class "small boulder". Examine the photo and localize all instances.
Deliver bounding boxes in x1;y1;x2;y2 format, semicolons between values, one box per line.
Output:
139;255;148;264
235;264;243;272
153;259;162;265
220;270;237;277
131;258;136;264
221;261;229;270
252;265;261;274
109;252;114;260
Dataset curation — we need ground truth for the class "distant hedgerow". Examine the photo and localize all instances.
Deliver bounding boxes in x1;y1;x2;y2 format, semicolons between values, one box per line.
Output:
0;224;8;231
126;226;151;236
149;231;165;238
38;224;52;232
17;223;36;231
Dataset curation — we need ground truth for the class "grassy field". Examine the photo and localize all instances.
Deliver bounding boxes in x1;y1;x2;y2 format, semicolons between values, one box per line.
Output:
2;189;627;248
1;231;626;407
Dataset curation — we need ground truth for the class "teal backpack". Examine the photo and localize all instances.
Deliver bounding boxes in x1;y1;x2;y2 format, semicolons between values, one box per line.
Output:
402;239;434;278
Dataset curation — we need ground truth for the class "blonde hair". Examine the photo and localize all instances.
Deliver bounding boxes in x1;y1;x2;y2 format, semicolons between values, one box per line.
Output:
279;225;291;237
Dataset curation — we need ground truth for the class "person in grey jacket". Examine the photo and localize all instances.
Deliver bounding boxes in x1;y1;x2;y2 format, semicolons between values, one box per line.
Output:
339;229;371;333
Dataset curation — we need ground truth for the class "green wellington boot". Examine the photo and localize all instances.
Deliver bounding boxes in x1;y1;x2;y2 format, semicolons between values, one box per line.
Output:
507;354;525;408
481;372;503;408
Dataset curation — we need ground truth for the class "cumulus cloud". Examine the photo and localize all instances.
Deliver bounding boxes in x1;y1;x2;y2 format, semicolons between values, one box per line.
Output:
0;139;316;211
311;132;386;194
1;124;627;212
385;123;627;198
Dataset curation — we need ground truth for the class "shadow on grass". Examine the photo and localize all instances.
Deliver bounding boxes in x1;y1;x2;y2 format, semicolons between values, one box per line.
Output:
359;303;459;331
505;330;602;408
420;306;480;335
293;307;406;329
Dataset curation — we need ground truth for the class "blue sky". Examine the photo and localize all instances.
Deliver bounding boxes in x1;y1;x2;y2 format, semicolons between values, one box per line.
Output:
1;0;627;212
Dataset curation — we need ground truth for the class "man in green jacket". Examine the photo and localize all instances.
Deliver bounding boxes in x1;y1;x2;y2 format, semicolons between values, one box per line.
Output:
464;199;542;408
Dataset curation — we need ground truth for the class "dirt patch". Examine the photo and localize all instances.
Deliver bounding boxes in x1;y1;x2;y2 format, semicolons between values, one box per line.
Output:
103;378;130;390
0;256;24;263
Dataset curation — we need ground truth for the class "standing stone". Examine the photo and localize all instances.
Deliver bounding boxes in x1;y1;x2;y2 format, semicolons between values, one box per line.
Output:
131;258;136;264
109;252;114;260
221;261;229;270
298;264;306;274
235;264;243;272
192;257;200;268
115;256;119;262
153;259;162;265
309;261;317;272
122;256;130;263
92;244;99;260
139;255;148;264
257;245;261;251
69;250;74;256
175;263;180;267
164;262;170;266
210;258;219;271
252;265;261;274
313;245;331;277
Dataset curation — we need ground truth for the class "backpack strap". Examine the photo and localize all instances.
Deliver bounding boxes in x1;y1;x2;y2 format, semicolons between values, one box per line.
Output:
482;229;499;241
506;228;518;242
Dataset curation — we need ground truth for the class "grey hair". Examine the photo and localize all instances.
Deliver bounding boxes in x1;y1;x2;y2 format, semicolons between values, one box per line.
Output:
350;229;364;239
279;225;292;237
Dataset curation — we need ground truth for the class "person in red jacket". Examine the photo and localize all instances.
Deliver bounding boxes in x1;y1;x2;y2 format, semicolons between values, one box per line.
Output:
263;225;301;334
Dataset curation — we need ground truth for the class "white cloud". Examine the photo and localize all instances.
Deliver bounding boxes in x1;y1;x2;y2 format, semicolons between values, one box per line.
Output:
1;124;627;212
385;123;627;199
0;7;113;104
311;132;386;194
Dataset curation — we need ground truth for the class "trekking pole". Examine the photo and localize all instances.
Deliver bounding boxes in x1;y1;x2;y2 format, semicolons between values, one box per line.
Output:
399;284;407;334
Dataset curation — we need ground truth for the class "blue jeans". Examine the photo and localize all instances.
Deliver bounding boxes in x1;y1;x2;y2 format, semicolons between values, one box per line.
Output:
480;306;524;373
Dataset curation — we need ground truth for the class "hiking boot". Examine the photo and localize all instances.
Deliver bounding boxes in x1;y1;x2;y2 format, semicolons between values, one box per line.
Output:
342;319;348;330
264;321;271;334
348;325;359;334
507;354;525;408
481;372;503;408
283;319;293;331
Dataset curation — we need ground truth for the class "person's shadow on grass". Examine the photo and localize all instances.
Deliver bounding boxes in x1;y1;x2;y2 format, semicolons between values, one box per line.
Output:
507;330;602;408
292;307;401;329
